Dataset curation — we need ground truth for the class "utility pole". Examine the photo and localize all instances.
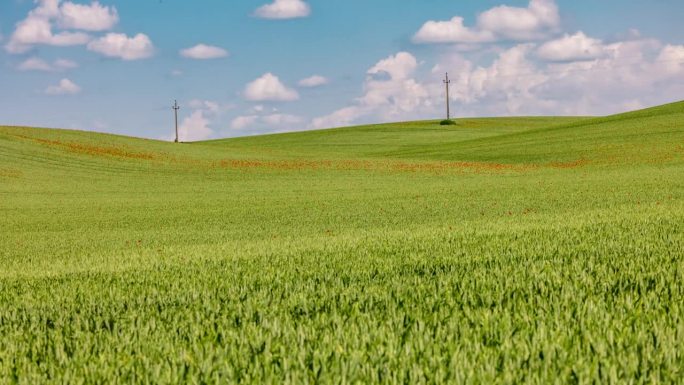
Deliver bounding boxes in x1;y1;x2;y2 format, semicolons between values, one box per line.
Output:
172;100;180;143
443;73;451;120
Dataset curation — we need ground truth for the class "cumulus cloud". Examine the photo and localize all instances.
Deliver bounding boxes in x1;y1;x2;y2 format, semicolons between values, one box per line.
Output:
244;73;299;101
188;99;222;114
5;14;90;54
413;17;494;44
254;0;311;19
314;35;684;129
45;78;81;95
87;33;154;60
57;1;118;31
180;44;229;59
230;115;259;130
656;44;684;75
230;113;303;131
178;111;213;142
312;52;431;129
414;0;560;44
537;32;606;61
18;57;78;71
478;0;560;40
262;113;303;126
431;38;684;116
4;0;120;53
298;75;328;87
175;99;226;142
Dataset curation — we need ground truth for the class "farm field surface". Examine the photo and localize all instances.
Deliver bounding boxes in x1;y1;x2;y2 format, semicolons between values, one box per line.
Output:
1;101;683;383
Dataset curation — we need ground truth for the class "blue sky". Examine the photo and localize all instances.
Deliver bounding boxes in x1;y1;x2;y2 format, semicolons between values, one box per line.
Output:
1;0;683;141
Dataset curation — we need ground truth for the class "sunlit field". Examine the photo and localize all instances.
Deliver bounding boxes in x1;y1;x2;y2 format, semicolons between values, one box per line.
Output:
1;102;683;383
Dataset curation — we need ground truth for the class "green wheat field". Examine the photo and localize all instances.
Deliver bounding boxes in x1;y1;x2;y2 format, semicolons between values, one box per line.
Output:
1;101;683;383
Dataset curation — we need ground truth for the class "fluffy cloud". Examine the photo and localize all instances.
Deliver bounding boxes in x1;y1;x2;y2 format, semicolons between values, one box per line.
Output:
656;44;684;75
413;17;494;44
431;38;684;116
254;0;311;19
57;1;118;31
175;99;227;142
262;113;303;126
5;14;90;53
45;78;81;95
312;52;431;129
444;44;550;112
478;0;560;40
537;32;606;61
414;0;560;44
180;44;229;60
188;99;221;114
87;33;154;60
230;114;303;131
298;75;328;87
4;0;119;53
18;57;78;71
314;34;684;129
178;111;213;142
230;115;259;130
244;73;299;102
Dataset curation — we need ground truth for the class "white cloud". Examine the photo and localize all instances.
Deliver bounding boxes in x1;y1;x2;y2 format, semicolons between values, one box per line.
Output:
5;13;90;53
230;115;259;130
18;57;78;71
368;52;419;81
314;35;684;129
230;113;302;131
262;113;303;126
180;44;228;59
54;58;78;69
244;73;299;102
430;39;684;116
18;57;52;71
4;0;121;53
413;0;560;44
175;99;232;141
312;52;431;129
311;106;365;130
478;0;560;41
87;33;154;60
188;99;221;114
537;32;606;61
298;75;328;87
58;1;118;31
657;44;684;75
45;78;81;95
179;111;213;142
448;44;549;112
413;17;494;44
254;0;311;19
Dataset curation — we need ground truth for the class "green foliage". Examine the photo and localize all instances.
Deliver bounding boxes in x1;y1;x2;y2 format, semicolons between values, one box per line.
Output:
440;119;457;125
0;101;683;383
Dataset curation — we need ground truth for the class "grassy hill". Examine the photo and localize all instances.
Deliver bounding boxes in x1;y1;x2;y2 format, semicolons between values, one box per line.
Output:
1;102;683;383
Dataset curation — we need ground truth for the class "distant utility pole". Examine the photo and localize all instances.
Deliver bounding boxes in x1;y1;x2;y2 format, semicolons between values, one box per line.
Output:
172;100;180;143
443;73;451;120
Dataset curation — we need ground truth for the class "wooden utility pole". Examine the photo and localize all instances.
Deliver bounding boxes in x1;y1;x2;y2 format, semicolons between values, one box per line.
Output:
443;73;451;120
173;100;180;143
